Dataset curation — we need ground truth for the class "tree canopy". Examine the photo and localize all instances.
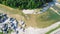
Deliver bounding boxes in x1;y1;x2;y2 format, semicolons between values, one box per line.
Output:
0;0;53;9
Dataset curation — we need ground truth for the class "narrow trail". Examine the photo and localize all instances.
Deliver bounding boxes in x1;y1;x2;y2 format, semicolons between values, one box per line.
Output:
50;7;60;15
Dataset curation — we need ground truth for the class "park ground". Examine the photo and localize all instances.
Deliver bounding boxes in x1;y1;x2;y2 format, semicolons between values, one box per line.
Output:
0;0;60;28
0;0;60;34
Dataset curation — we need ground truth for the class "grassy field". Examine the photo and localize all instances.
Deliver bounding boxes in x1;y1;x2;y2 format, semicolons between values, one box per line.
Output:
0;32;3;34
25;9;60;28
0;4;60;28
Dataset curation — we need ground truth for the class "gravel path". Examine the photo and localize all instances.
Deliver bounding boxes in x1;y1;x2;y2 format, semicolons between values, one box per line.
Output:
10;22;60;34
50;28;60;34
22;9;35;14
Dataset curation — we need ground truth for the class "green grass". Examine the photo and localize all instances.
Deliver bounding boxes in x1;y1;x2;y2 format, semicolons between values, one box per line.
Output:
0;32;3;34
36;8;60;28
25;8;60;28
0;29;13;34
46;25;60;34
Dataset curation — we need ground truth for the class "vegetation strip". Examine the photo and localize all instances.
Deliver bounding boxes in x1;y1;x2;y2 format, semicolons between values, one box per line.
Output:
46;25;60;34
0;0;53;9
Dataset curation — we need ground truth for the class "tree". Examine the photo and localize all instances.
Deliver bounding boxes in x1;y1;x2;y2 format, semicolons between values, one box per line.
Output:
0;0;53;9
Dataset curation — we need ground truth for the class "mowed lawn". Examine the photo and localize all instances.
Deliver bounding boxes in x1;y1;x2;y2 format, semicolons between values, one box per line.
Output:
0;4;60;28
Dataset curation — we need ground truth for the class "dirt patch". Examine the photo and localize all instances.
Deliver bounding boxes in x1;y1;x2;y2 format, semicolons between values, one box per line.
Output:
25;14;37;27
